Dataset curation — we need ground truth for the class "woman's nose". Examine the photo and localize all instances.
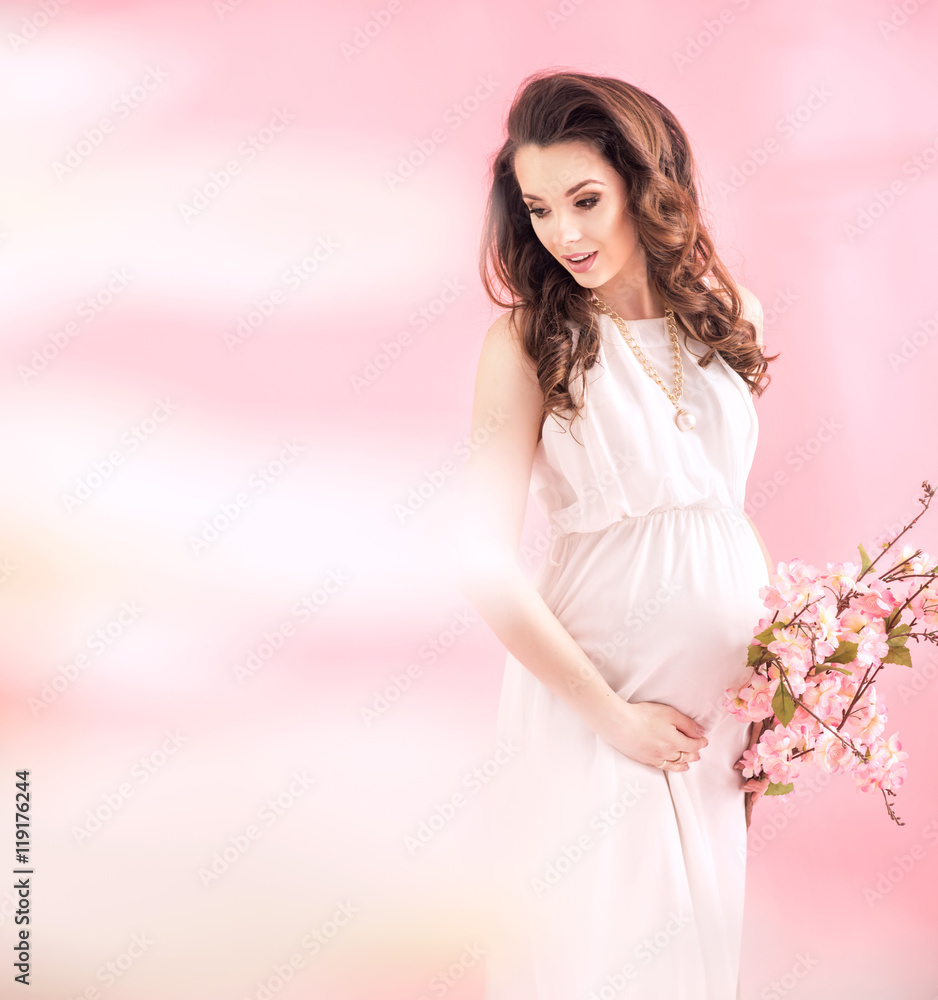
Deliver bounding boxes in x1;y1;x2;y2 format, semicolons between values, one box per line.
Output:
551;212;582;247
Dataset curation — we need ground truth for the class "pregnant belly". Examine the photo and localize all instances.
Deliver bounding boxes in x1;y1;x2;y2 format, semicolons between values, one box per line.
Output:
536;506;770;726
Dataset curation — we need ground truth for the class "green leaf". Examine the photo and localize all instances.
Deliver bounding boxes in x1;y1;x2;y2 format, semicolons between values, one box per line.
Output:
747;643;775;666
887;624;912;647
858;542;873;575
821;665;853;676
765;781;795;796
771;682;796;726
754;625;777;646
883;645;913;667
826;641;859;664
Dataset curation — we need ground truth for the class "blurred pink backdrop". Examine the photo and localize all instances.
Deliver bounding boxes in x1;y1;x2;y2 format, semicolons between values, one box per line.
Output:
1;0;936;997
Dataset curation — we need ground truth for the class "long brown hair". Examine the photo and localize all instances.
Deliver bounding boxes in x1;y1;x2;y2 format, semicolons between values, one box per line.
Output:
479;69;779;438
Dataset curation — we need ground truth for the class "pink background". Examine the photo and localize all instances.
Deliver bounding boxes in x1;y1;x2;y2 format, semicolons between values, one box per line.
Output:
1;0;936;997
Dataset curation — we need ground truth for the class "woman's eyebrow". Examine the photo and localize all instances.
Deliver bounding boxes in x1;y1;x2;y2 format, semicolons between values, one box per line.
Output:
521;179;606;201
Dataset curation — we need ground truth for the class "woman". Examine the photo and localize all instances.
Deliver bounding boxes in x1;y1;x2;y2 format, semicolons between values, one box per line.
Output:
455;70;780;999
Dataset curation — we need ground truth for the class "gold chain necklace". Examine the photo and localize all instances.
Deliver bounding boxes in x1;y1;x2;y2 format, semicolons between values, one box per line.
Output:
591;295;697;432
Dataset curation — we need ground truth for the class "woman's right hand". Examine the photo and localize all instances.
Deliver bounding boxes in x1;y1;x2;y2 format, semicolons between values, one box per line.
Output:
589;698;709;770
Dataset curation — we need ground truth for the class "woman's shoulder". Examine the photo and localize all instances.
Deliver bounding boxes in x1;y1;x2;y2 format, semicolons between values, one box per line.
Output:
481;307;540;384
702;275;764;348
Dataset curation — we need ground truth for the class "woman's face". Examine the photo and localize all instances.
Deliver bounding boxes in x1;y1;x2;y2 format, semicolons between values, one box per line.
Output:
514;139;646;296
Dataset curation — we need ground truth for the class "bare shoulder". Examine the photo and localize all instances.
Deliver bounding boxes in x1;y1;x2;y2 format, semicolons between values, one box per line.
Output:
456;308;544;579
476;308;541;395
703;275;764;348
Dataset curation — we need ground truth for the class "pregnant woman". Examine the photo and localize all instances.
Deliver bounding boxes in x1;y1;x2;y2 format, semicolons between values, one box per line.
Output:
456;70;780;999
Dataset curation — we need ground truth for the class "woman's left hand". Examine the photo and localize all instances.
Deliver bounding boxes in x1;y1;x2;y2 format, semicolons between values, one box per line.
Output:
735;720;770;830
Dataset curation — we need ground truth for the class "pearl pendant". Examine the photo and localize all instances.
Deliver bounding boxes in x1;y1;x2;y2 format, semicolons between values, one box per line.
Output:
675;409;696;432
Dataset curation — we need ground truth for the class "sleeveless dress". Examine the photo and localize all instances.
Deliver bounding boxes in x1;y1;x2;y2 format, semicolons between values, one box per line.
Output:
481;310;770;1000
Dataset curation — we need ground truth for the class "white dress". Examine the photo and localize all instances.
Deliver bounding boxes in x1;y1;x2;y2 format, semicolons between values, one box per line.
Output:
482;310;770;1000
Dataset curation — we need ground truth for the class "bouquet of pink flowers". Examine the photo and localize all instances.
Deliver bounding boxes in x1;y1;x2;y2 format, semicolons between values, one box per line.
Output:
724;482;938;825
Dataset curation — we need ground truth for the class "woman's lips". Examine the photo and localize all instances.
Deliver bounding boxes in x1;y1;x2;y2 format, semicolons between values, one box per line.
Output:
562;250;597;273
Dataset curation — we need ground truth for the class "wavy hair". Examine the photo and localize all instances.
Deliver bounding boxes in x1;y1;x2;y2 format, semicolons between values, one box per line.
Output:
479;69;779;440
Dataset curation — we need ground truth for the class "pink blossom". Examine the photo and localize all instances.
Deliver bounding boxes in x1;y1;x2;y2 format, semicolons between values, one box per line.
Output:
751;615;776;639
855;625;890;667
766;560;825;614
851;579;900;619
799;675;843;725
843;688;887;746
852;734;908;793
890;543;932;576
824;561;860;594
790;706;824;740
767;628;814;674
813;731;855;773
838;607;870;637
742;674;777;720
814;600;841;644
910;587;938;626
723;674;777;722
738;744;763;779
759;581;791;613
757;725;802;785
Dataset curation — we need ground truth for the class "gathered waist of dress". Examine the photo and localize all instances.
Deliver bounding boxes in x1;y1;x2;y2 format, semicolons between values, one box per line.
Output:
544;502;748;566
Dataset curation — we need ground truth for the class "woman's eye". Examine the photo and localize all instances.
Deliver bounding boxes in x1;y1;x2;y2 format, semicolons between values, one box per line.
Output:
527;196;598;219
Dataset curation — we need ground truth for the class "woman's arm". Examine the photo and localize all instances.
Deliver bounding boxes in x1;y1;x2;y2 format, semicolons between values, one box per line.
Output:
745;512;776;581
454;313;708;768
734;284;777;582
454;312;623;729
